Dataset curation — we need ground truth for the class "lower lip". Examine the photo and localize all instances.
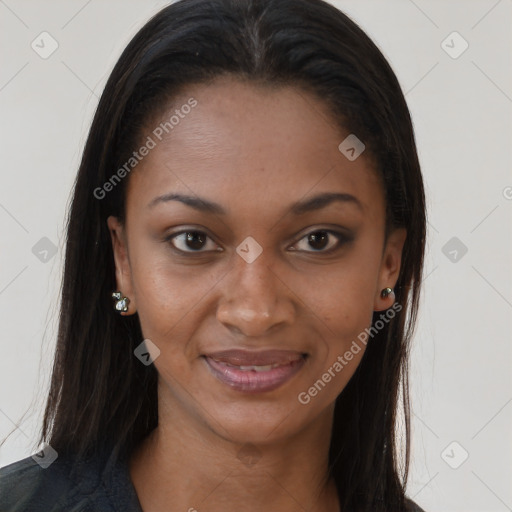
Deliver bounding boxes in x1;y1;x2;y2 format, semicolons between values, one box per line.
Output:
203;356;306;393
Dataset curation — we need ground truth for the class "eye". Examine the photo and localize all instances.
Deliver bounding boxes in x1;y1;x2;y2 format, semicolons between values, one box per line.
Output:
290;229;351;254
165;228;352;255
166;230;221;253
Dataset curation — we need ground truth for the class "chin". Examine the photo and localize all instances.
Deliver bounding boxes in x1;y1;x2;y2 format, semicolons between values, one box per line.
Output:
202;403;306;447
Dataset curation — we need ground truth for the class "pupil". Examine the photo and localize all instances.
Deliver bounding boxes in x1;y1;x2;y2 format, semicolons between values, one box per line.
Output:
309;231;328;250
186;232;205;250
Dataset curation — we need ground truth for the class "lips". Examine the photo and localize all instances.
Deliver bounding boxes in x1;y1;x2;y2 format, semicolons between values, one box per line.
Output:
202;349;307;393
204;349;305;367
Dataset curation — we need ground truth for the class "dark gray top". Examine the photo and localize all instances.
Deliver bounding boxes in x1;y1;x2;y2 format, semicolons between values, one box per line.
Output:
0;451;426;511
0;450;142;512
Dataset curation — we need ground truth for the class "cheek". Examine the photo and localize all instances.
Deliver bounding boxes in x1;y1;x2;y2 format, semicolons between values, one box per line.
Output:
292;242;382;394
127;240;225;351
127;244;191;338
304;281;373;387
301;252;380;334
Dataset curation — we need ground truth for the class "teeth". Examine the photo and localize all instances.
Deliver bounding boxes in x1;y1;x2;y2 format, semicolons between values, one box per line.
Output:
212;359;285;371
238;364;279;372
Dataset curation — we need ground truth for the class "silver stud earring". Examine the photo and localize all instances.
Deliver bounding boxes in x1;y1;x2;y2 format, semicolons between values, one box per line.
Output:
380;287;394;299
112;291;130;313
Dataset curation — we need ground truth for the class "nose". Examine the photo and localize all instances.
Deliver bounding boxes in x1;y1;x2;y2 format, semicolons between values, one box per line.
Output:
216;251;296;338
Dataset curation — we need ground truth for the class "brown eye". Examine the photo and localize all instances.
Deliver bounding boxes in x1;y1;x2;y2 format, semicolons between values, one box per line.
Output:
307;231;330;251
166;231;220;253
291;230;352;254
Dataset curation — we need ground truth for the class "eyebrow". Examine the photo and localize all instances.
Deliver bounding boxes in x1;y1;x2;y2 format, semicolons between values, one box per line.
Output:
147;191;363;215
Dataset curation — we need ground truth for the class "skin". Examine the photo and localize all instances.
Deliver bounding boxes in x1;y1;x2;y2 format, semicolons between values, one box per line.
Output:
108;76;406;512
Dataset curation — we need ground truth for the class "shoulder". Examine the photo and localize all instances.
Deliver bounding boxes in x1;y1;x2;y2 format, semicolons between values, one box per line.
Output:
404;496;427;512
0;449;141;512
0;452;101;512
0;454;74;511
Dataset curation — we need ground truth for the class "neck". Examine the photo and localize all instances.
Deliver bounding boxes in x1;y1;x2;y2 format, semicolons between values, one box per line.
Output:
129;382;340;512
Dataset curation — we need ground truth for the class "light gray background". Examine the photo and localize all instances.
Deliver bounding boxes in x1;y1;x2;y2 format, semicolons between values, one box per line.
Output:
1;1;511;511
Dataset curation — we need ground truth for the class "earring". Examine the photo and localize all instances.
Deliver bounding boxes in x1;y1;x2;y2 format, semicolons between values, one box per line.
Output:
112;291;130;313
380;287;394;299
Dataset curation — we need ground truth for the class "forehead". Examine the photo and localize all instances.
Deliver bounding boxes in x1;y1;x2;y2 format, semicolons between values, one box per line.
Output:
125;76;384;219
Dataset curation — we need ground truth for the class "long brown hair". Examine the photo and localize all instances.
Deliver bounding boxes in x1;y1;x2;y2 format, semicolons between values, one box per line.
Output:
23;1;425;510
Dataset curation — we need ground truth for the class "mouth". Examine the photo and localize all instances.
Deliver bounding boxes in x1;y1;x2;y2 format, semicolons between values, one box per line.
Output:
202;349;308;393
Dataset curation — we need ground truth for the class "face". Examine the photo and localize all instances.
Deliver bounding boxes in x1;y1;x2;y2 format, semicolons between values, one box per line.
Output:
108;76;406;446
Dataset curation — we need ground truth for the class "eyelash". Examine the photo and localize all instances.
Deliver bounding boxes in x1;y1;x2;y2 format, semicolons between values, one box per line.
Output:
164;228;352;255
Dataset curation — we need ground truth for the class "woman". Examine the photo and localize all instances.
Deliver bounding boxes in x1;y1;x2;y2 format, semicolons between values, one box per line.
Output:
0;0;427;510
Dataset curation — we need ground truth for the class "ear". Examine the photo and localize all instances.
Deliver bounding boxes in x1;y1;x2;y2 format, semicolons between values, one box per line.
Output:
374;227;407;312
107;215;136;315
